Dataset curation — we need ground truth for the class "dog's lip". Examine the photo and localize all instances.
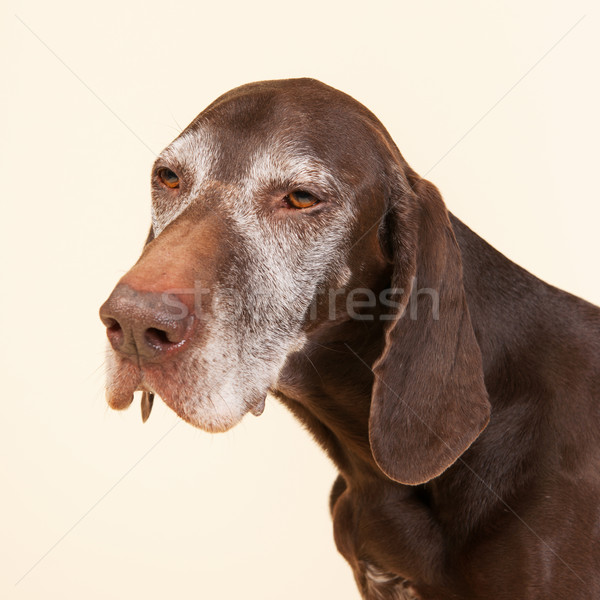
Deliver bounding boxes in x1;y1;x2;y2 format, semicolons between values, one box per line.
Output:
105;357;143;410
250;395;266;416
105;387;136;410
105;371;158;419
105;360;173;418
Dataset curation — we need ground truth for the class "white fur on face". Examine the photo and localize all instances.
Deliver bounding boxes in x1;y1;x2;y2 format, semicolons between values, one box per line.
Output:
122;126;357;432
151;128;217;236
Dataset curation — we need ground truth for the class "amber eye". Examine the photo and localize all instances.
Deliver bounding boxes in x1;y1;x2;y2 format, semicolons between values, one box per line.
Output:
157;167;180;189
286;190;319;209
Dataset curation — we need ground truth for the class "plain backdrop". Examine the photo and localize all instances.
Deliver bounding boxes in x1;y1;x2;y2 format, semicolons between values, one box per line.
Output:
2;1;599;598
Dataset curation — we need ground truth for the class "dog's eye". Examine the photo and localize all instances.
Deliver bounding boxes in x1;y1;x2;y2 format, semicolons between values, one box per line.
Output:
157;168;180;189
286;190;319;209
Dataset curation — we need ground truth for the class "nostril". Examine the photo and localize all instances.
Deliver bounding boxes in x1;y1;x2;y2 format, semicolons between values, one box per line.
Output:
144;327;175;348
105;318;122;334
103;317;124;348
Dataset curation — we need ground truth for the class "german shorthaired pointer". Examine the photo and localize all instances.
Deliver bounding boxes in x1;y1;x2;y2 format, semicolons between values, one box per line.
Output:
100;78;600;599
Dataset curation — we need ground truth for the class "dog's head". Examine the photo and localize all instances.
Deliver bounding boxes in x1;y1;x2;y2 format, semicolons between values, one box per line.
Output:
100;78;489;484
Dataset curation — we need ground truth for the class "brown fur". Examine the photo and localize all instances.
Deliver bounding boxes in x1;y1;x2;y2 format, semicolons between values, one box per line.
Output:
101;79;600;599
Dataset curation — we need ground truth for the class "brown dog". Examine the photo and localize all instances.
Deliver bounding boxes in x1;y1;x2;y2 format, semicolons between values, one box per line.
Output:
100;79;600;599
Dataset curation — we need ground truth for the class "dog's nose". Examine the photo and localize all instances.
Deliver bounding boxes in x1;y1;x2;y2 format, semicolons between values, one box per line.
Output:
99;284;194;361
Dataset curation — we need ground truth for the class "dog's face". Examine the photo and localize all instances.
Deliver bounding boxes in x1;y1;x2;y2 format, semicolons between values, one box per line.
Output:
101;78;490;486
100;79;394;433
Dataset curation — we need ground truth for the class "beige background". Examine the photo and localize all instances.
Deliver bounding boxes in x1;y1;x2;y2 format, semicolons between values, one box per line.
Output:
2;1;599;598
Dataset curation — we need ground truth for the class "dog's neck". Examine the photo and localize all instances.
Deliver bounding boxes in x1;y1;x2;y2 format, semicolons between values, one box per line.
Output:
275;314;387;483
275;213;597;538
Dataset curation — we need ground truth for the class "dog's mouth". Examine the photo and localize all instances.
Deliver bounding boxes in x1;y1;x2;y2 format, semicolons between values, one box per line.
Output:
105;353;267;429
104;358;151;419
105;377;159;424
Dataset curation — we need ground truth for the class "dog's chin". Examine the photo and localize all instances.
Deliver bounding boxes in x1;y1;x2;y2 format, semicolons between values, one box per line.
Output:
169;404;246;433
160;392;248;433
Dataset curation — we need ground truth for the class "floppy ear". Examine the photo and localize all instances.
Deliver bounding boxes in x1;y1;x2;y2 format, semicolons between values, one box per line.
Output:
369;170;490;485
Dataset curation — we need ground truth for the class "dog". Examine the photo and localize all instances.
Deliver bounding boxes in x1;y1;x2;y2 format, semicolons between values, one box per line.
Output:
99;78;600;599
